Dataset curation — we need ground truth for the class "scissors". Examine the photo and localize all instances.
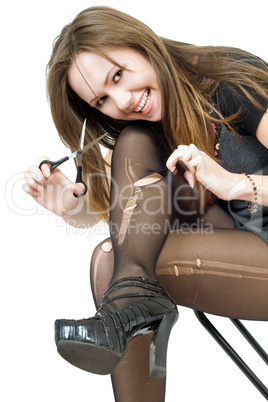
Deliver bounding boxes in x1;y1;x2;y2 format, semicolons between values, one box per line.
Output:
39;119;107;198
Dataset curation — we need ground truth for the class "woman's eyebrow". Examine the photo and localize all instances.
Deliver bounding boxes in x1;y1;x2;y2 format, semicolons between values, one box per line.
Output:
88;66;116;105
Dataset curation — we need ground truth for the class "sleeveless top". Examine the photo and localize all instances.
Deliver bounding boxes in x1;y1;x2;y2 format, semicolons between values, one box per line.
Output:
214;82;268;244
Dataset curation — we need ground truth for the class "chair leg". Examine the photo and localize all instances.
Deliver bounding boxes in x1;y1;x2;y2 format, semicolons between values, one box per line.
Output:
230;319;268;365
194;310;268;400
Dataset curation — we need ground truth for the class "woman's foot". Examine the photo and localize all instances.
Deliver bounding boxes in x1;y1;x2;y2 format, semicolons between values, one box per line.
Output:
55;276;178;377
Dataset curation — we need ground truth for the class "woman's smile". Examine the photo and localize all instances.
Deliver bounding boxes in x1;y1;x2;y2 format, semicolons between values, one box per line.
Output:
68;48;162;122
132;89;153;114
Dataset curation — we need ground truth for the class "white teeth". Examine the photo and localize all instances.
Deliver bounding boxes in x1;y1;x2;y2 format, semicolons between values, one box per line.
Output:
134;90;150;112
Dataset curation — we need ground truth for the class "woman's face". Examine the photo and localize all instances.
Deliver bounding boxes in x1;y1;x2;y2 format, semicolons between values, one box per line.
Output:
68;48;162;122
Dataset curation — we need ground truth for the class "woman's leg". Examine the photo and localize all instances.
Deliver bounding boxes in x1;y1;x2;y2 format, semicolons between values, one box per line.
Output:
92;122;196;317
99;124;179;401
56;124;185;400
107;123;174;285
157;227;268;320
90;206;268;401
90;239;166;402
91;209;268;321
86;122;208;401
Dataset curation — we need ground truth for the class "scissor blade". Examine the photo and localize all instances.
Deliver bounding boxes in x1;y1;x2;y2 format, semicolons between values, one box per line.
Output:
82;132;107;154
79;118;87;151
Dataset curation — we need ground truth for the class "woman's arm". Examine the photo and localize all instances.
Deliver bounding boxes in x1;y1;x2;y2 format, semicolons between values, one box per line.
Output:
23;161;100;227
62;150;112;227
61;196;99;227
23;149;113;228
231;108;268;206
166;110;268;206
167;146;268;206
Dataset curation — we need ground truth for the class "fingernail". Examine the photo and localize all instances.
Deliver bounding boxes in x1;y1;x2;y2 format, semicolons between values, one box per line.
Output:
44;170;50;177
37;186;44;193
189;181;195;189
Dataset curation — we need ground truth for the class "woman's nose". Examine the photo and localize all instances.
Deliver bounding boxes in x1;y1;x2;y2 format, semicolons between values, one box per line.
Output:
113;90;132;112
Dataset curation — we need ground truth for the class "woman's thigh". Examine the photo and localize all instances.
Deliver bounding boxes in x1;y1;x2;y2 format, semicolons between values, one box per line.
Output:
90;227;268;320
157;228;268;320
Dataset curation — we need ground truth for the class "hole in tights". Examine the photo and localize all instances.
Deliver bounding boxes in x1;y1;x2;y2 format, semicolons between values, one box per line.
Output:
118;168;166;246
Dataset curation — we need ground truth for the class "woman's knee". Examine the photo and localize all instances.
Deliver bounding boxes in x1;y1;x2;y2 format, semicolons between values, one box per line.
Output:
113;123;167;165
115;123;159;148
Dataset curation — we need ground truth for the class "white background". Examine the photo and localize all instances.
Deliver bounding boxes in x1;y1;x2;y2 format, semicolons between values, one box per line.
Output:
2;0;268;401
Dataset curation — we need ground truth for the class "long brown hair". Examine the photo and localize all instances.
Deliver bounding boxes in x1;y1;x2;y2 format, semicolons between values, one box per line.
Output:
46;6;268;223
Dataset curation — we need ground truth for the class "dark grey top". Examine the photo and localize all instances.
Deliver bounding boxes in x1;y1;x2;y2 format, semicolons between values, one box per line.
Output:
215;83;268;244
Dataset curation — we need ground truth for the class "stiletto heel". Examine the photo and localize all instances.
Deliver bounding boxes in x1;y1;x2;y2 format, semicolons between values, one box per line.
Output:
55;277;178;376
149;313;178;378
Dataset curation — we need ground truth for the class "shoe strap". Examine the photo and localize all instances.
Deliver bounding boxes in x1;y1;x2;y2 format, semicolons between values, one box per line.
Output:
97;276;176;314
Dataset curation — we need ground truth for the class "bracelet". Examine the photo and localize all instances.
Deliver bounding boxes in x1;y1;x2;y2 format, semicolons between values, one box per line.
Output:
242;173;258;213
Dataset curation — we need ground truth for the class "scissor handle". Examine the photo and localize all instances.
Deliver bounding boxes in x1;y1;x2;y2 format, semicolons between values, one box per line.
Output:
39;156;69;172
73;166;88;198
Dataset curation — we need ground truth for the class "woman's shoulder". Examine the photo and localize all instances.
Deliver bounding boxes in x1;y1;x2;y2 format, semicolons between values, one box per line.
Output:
215;82;268;136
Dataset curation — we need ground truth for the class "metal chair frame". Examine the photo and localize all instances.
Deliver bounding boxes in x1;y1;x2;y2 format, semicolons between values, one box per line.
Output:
194;311;268;400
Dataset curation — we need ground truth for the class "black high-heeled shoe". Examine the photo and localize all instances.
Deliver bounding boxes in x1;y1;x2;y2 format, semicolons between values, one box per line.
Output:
55;276;178;378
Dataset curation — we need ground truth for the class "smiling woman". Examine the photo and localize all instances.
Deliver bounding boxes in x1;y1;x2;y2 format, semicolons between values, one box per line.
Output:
23;4;268;402
68;48;161;120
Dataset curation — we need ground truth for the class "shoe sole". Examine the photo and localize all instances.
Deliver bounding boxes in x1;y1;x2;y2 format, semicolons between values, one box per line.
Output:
57;340;122;375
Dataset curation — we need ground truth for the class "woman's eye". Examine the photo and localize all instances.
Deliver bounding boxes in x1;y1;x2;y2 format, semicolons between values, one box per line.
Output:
96;97;107;107
113;70;123;83
95;70;123;107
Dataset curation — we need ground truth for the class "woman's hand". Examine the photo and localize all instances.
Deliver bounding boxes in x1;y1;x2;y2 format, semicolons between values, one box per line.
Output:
23;158;86;218
166;144;236;201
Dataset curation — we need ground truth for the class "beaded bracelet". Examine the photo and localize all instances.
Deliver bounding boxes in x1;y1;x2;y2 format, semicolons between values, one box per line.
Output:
242;173;258;213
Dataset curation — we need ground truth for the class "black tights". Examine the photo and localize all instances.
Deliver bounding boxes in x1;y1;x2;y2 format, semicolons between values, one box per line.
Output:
90;124;268;402
108;123;174;285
